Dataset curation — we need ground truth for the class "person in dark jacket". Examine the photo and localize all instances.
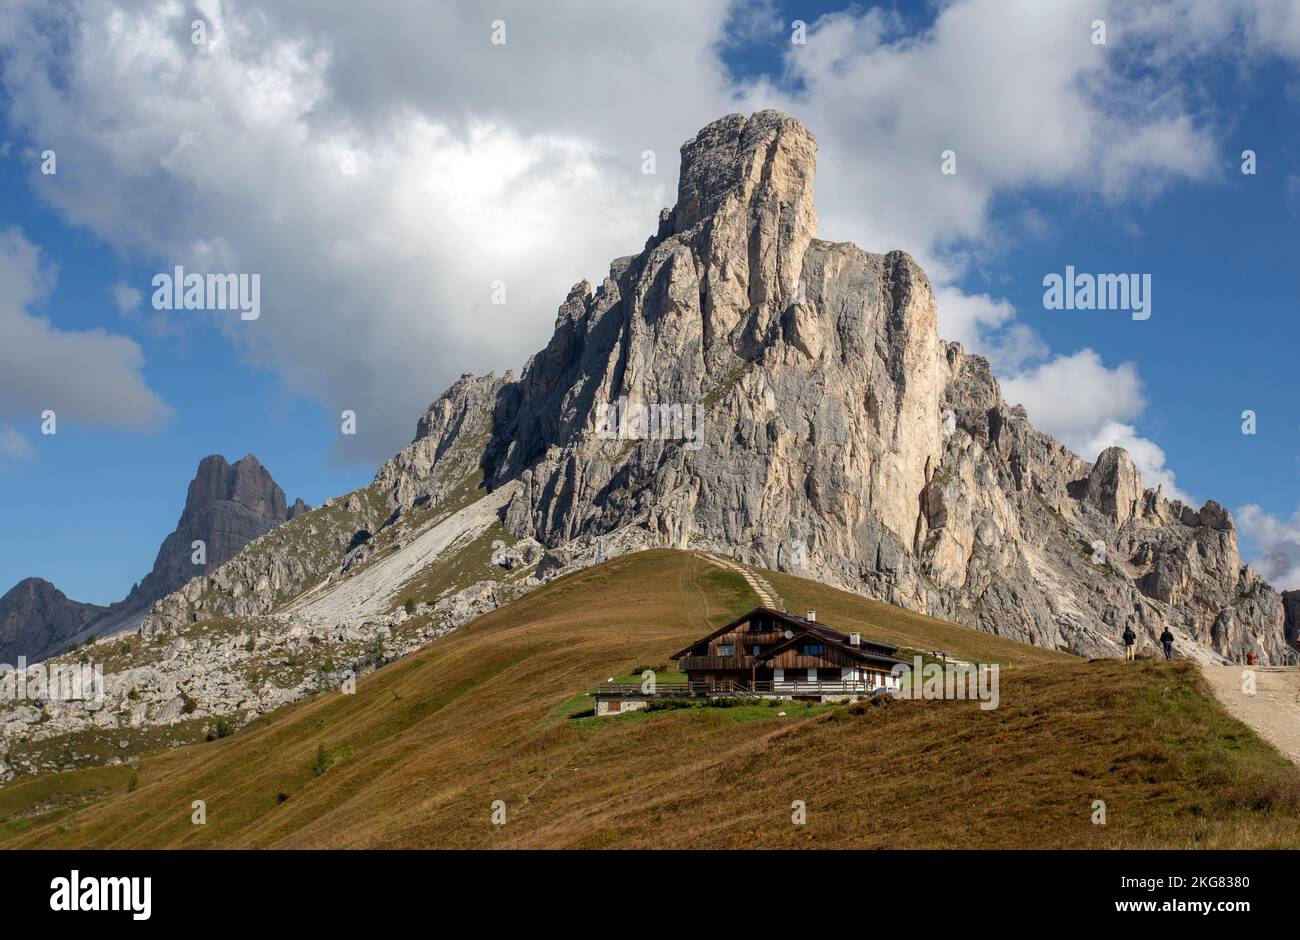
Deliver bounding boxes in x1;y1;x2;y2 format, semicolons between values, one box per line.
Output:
1122;625;1137;661
1160;628;1174;661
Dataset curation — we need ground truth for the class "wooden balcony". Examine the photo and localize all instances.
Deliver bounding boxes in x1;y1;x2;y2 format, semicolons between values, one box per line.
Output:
676;655;757;672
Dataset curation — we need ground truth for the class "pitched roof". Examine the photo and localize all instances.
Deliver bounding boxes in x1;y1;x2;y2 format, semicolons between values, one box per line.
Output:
670;606;900;662
757;628;906;667
669;606;791;659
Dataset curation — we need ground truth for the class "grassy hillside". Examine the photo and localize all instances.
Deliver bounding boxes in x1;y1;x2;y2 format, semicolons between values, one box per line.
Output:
3;549;1298;849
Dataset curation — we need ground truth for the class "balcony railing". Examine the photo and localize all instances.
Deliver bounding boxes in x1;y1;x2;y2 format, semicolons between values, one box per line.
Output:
592;679;893;698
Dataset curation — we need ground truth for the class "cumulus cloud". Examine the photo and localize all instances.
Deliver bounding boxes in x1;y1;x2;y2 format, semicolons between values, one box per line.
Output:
998;349;1191;502
737;0;1222;266
933;287;1047;372
1000;349;1145;443
0;0;739;460
1236;505;1300;590
0;229;170;455
0;0;1289;466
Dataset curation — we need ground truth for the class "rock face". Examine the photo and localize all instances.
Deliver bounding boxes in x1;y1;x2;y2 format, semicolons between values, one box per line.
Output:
0;579;106;666
124;454;307;610
375;110;1293;664
0;454;306;662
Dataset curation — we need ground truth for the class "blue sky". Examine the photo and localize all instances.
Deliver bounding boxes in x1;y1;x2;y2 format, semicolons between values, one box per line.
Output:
1;0;1298;603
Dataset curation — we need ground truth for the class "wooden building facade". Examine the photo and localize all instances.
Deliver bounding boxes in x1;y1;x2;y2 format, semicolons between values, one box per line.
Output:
671;607;905;696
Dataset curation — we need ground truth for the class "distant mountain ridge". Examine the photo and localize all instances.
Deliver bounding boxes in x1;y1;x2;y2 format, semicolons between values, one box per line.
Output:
0;454;305;663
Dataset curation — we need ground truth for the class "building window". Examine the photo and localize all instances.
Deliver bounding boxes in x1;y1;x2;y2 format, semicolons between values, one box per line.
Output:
717;644;735;657
752;645;760;656
801;642;825;656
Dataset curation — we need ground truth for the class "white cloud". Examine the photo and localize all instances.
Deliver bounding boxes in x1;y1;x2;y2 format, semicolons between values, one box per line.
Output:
933;287;1048;372
0;228;170;434
737;0;1222;267
1075;419;1190;505
1000;349;1145;444
0;0;738;460
999;350;1192;502
1236;505;1300;590
111;282;141;314
0;0;1290;468
0;426;34;459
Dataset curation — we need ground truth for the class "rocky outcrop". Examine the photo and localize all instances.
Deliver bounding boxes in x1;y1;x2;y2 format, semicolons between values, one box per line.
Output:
0;574;525;783
125;454;307;609
376;110;1294;664
140;486;383;635
0;454;307;662
921;347;1290;661
0;579;106;666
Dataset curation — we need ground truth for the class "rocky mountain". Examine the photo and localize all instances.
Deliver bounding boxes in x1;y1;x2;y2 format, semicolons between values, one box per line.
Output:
135;111;1297;666
124;453;308;610
0;454;306;663
0;579;107;667
374;110;1294;665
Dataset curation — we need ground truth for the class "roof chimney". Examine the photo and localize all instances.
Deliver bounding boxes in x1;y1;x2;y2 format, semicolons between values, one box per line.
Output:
849;633;861;646
806;610;816;622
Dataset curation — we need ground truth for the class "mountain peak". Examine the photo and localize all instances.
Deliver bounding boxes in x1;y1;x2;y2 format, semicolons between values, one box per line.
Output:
673;110;817;236
371;109;1292;665
137;454;306;606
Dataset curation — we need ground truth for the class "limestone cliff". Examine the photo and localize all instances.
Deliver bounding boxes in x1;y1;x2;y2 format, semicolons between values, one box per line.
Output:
376;110;1293;664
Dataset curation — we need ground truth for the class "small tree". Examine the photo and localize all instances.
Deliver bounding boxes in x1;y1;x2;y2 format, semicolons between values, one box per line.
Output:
403;597;416;615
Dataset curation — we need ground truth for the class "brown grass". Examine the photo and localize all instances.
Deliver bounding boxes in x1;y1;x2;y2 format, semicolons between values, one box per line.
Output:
3;549;1298;849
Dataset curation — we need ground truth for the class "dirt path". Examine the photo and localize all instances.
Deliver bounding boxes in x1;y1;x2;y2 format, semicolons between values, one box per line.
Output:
693;552;784;610
1200;665;1300;768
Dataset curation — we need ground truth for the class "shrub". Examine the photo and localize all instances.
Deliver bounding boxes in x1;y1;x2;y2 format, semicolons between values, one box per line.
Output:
180;692;198;715
645;698;695;712
404;597;416;615
311;743;328;777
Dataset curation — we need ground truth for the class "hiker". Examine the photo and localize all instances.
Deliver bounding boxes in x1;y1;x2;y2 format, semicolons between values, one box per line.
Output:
1160;627;1174;661
1122;625;1137;661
